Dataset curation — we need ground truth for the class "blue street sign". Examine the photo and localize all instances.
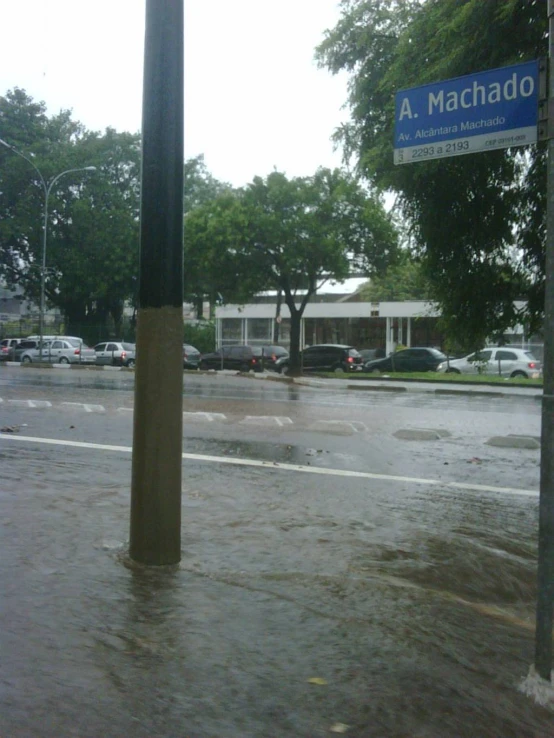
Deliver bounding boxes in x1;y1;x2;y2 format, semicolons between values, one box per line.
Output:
394;60;539;165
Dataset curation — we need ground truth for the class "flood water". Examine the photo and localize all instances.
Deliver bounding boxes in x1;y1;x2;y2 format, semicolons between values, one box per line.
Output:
1;435;552;737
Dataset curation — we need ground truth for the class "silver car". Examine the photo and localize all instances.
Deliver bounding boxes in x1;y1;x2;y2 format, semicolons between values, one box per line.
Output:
94;341;136;367
20;337;95;364
437;347;541;379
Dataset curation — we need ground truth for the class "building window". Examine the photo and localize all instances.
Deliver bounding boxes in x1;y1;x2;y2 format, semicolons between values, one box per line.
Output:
247;318;272;343
221;318;243;343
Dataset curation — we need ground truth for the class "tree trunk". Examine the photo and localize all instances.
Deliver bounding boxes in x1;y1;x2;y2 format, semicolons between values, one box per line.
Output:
195;294;204;320
274;289;282;343
287;306;302;375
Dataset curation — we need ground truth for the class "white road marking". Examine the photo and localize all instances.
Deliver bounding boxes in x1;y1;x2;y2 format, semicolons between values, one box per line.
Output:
7;399;52;408
61;402;105;413
309;420;368;433
241;415;293;427
0;433;539;499
183;411;226;422
117;408;133;413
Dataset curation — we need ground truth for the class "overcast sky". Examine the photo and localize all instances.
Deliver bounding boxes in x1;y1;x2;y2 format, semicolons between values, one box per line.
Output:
0;0;349;188
0;0;367;292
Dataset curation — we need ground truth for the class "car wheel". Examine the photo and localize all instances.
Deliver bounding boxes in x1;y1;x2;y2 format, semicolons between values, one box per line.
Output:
370;367;381;375
22;355;32;364
510;371;528;379
239;363;250;373
333;365;345;374
280;364;290;376
59;356;70;364
127;359;135;368
199;361;207;371
445;368;461;374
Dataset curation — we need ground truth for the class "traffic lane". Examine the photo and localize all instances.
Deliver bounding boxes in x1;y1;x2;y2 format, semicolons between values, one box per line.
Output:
0;364;543;412
0;395;541;499
0;368;542;430
0;440;549;738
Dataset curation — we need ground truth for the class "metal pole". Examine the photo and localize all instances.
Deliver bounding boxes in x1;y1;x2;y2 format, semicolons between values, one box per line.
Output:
535;0;554;682
130;0;184;565
0;139;94;361
39;190;49;362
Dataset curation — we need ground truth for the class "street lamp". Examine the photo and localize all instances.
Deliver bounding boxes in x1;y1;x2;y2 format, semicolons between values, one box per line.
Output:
0;137;96;359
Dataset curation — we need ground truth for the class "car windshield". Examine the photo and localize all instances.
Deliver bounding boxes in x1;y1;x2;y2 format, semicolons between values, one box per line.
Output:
184;345;199;354
348;349;361;357
525;351;538;360
67;339;82;348
122;343;135;351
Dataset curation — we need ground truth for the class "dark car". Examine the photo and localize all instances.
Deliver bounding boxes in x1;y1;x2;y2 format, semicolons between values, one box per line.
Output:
183;344;201;370
364;347;447;373
199;345;263;372
256;345;289;371
276;344;363;374
359;348;386;363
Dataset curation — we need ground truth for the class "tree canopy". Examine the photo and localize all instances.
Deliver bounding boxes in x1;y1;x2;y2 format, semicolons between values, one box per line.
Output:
358;253;430;302
184;168;398;370
317;0;547;347
0;88;141;337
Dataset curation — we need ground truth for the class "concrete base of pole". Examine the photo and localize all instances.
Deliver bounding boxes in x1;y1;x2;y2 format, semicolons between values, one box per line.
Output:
130;306;183;565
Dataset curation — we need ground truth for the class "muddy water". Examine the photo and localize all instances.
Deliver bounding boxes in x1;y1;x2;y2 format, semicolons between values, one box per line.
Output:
1;436;553;738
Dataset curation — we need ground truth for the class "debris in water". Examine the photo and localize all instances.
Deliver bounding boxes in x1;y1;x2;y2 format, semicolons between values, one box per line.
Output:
1;426;17;433
307;677;328;686
330;723;350;734
520;665;554;708
467;457;483;464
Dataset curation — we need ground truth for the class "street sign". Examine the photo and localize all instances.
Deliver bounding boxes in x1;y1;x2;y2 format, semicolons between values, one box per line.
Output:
394;60;539;165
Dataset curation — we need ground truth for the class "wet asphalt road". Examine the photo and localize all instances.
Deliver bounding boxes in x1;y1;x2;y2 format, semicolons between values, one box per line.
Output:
0;367;551;737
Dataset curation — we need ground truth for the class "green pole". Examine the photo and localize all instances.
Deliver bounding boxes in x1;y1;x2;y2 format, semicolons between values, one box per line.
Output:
535;0;554;681
130;0;184;565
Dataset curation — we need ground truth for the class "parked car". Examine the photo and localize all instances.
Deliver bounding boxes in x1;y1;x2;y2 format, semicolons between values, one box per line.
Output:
363;347;447;373
199;345;264;372
20;337;95;364
94;341;136;367
0;337;24;361
255;345;289;371
183;344;201;370
359;348;386;363
276;344;363;375
12;339;41;361
436;347;541;379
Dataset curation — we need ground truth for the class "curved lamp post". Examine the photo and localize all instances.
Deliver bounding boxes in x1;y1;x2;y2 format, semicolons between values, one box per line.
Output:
0;137;96;359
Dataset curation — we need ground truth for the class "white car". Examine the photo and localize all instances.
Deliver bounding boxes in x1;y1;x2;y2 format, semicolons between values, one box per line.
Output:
437;347;541;379
20;337;96;364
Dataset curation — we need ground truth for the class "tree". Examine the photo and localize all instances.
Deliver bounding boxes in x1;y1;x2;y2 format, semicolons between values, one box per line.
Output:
184;155;233;318
316;0;547;347
359;253;430;302
184;168;398;372
0;89;141;338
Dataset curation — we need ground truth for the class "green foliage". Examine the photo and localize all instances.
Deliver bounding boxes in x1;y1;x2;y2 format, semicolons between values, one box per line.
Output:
359;253;430;301
183;321;216;354
183;168;398;371
0;89;140;336
316;0;547;345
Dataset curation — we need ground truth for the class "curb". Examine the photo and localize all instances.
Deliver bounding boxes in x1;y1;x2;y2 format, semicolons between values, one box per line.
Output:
3;362;134;372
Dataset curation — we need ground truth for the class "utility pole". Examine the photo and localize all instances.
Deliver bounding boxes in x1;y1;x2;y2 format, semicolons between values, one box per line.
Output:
535;0;554;681
130;0;184;565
